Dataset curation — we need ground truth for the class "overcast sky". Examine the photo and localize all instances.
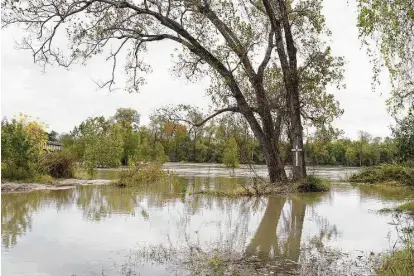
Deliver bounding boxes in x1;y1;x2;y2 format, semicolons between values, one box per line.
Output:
1;0;394;139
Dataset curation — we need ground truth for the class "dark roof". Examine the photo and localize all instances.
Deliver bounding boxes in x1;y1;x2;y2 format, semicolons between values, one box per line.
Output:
46;141;62;146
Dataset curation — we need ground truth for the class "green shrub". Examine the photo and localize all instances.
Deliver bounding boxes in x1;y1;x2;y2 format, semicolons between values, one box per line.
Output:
349;164;414;185
117;163;177;187
1;163;34;181
297;175;330;192
40;152;75;178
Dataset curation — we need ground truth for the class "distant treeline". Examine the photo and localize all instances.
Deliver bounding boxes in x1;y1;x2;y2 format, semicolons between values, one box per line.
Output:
57;107;413;168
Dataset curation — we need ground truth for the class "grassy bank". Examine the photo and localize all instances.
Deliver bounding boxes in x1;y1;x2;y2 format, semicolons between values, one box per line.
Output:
349;164;414;186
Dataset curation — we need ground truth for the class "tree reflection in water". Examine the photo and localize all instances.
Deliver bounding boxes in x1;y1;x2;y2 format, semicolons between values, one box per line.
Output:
1;180;189;249
243;196;306;272
1;190;74;248
1;177;340;275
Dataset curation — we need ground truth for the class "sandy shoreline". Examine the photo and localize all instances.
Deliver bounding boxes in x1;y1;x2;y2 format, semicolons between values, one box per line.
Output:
1;179;112;193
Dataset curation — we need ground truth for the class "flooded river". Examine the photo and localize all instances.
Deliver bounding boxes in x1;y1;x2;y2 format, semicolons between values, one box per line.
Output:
2;164;414;275
75;162;360;181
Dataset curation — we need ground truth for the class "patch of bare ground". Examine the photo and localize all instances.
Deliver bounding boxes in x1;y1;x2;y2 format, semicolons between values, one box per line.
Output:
1;179;112;193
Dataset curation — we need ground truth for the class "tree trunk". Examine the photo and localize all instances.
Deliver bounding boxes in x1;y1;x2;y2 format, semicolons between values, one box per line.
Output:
241;110;287;183
290;90;306;180
262;0;307;181
262;137;287;183
285;76;306;180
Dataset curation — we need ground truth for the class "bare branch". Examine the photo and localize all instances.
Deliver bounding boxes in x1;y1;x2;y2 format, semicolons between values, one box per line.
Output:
169;106;240;128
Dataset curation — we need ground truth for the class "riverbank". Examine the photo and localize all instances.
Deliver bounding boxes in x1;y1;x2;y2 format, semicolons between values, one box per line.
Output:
1;179;112;193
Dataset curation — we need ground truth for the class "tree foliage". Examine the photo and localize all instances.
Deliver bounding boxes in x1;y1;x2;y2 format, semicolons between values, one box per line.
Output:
393;108;414;163
222;136;239;168
1;115;47;180
357;0;414;113
66;116;124;175
112;108;140;130
4;109;410;182
153;141;169;164
112;108;141;165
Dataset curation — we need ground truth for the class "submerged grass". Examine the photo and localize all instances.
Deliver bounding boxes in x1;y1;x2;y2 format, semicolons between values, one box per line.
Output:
116;162;179;188
349;164;414;186
396;202;414;214
379;202;414;215
191;175;331;197
190;187;255;197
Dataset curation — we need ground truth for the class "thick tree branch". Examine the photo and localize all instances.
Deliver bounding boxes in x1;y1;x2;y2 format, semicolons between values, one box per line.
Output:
168;106;240;128
277;0;297;69
193;107;240;127
257;28;274;80
262;0;289;70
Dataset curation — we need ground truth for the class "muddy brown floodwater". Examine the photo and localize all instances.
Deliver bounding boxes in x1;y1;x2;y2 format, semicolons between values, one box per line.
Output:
2;163;414;275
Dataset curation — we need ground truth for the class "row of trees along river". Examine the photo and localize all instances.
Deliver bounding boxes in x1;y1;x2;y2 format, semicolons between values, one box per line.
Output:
49;107;414;170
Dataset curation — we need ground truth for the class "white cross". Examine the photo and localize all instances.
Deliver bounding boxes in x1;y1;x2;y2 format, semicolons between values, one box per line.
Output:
291;145;302;167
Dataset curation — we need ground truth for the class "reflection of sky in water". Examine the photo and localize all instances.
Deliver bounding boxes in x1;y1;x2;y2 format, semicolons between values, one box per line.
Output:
2;167;414;276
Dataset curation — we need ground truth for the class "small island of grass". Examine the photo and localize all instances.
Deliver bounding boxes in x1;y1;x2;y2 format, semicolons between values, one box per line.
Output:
349;164;414;186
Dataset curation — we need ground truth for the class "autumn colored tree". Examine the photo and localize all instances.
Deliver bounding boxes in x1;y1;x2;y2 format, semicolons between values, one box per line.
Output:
1;115;47;180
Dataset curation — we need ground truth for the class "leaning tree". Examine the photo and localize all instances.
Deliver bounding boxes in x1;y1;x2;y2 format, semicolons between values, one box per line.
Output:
2;0;344;182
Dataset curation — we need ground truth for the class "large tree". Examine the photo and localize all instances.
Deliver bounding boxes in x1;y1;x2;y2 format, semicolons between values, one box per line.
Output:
112;108;141;165
2;0;343;182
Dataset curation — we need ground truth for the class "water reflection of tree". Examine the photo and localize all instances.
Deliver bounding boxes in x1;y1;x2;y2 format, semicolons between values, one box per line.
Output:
76;186;146;221
74;182;190;221
245;197;305;265
1;190;74;248
116;192;338;275
244;193;337;272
